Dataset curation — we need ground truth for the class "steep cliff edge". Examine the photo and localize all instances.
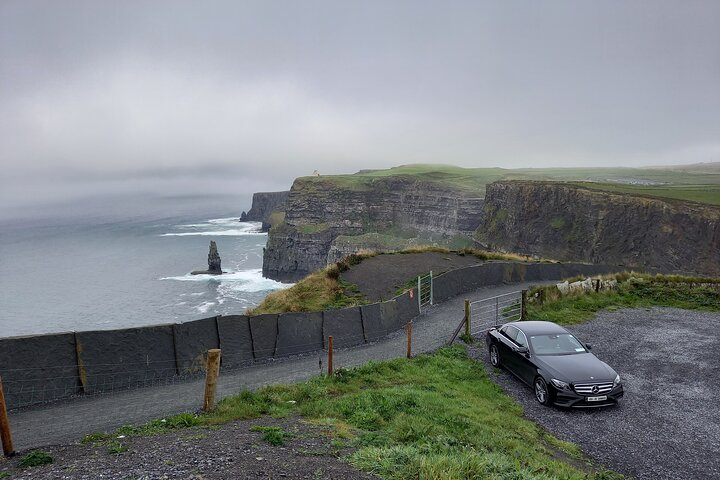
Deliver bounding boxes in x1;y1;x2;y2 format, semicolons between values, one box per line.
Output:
240;191;289;231
262;175;484;281
478;181;720;276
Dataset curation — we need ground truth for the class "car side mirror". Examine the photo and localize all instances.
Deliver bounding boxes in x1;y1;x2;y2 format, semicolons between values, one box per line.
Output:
516;346;529;354
585;343;592;351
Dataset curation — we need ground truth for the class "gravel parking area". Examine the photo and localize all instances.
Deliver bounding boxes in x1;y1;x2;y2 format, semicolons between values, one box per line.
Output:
471;307;720;480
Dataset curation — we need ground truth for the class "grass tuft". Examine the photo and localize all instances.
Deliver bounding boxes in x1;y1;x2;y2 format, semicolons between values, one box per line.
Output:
18;451;53;468
250;425;292;446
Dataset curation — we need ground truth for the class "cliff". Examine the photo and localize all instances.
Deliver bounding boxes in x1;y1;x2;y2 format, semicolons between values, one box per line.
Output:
262;175;485;281
240;191;289;231
478;181;720;276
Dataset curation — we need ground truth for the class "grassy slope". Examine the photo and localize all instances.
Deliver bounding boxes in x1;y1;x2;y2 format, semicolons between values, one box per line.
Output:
303;164;720;205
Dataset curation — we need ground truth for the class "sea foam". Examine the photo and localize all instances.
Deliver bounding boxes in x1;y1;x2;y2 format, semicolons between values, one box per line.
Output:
161;218;265;237
161;268;292;293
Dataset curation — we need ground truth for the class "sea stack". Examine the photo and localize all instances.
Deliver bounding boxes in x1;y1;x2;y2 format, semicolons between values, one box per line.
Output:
191;240;222;275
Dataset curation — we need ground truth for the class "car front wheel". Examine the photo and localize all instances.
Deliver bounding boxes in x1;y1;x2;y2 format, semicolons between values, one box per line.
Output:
489;344;500;367
534;377;552;406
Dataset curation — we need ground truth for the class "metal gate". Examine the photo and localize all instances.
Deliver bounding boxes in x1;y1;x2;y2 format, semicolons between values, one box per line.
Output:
468;291;522;335
417;271;433;311
449;290;523;344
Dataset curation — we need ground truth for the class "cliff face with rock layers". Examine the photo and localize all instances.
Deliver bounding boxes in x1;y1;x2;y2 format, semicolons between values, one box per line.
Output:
262;176;485;281
478;181;720;276
240;191;289;232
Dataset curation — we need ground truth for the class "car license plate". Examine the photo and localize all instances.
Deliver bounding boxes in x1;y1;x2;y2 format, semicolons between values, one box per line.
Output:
587;395;607;402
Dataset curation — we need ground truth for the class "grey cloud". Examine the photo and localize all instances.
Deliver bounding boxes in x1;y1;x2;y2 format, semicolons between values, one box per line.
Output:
1;0;719;210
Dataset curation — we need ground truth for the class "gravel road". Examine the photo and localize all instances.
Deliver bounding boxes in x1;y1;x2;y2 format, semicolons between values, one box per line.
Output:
471;307;720;480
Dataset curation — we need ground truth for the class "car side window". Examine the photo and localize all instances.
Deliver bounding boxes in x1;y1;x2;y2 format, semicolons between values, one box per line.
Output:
515;330;528;348
503;326;519;342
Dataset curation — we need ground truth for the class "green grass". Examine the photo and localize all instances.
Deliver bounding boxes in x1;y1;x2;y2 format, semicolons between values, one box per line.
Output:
18;451;53;468
527;273;720;325
250;425;293;446
297;222;330;234
113;346;615;479
247;263;370;315
295;164;720;205
106;441;129;455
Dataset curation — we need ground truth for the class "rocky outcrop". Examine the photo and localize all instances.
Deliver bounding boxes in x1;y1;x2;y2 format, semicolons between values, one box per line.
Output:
262;176;485;281
478;181;720;276
240;191;289;232
191;240;222;275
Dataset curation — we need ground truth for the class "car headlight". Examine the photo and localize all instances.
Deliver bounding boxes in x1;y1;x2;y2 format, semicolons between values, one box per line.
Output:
550;378;570;390
613;374;621;387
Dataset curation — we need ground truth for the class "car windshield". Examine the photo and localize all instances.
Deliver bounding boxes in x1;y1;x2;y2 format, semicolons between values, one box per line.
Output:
529;333;587;355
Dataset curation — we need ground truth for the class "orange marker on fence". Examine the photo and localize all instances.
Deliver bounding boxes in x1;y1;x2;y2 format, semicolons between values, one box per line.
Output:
0;376;15;457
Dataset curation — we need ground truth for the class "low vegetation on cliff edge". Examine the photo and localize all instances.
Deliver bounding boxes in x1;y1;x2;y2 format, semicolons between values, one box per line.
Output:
527;272;720;325
248;248;540;315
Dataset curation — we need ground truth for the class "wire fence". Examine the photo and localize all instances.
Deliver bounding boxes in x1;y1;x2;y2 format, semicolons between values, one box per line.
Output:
469;291;523;336
418;271;433;310
0;319;421;453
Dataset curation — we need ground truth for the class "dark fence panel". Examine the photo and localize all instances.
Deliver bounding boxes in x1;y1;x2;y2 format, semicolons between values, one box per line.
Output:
276;312;324;357
75;325;176;394
395;288;420;325
248;314;278;360
0;333;79;410
322;307;365;349
173;317;219;375
217;315;254;368
359;302;384;342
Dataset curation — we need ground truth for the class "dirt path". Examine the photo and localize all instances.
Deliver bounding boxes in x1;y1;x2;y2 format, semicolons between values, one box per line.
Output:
341;252;482;301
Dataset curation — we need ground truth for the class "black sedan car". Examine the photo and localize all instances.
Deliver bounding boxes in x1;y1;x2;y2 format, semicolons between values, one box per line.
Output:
486;320;623;407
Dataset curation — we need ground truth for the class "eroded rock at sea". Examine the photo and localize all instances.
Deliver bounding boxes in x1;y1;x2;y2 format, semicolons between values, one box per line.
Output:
191;240;223;275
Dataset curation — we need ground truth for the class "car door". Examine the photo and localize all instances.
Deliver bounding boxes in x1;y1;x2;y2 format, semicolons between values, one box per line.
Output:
512;329;536;385
497;325;522;376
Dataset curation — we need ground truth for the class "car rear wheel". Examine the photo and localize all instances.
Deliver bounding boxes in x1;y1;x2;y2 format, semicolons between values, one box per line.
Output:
534;377;551;406
489;344;500;367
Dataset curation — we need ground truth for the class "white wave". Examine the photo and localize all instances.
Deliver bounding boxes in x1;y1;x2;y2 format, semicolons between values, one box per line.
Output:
196;301;216;314
161;229;265;237
161;269;293;293
161;219;264;237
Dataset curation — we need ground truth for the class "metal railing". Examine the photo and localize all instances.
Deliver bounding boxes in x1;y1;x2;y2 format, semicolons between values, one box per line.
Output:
469;291;522;336
448;290;524;344
417;271;433;311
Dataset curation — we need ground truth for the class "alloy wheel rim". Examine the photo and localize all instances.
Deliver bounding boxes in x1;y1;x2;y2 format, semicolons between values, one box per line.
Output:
535;380;547;403
490;347;498;365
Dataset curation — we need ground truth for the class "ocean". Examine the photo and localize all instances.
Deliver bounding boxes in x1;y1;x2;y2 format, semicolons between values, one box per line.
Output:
0;194;291;338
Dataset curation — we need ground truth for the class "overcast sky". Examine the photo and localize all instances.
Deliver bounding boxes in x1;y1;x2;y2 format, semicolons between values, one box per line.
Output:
1;0;719;212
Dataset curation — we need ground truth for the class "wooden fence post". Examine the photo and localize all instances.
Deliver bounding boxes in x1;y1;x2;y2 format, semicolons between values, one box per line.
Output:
203;349;222;412
327;336;334;376
521;290;528;320
406;321;413;358
464;299;470;337
0;376;15;457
